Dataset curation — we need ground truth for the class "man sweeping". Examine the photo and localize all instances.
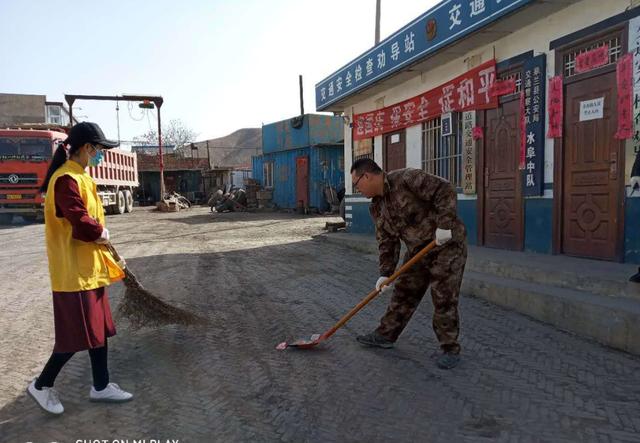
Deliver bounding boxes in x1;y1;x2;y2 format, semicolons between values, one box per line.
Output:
351;159;467;369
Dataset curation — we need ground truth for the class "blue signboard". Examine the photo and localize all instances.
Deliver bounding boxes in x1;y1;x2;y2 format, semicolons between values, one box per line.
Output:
315;0;534;111
522;54;546;197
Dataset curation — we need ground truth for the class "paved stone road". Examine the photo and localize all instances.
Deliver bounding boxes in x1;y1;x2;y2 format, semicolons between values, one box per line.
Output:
1;208;640;443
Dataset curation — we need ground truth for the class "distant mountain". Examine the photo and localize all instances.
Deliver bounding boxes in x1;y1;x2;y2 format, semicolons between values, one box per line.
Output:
190;128;262;169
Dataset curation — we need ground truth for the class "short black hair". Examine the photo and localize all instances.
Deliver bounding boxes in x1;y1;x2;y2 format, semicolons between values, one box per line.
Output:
350;158;383;175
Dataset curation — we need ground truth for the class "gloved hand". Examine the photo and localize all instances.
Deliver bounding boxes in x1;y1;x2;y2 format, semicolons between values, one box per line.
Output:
95;228;110;244
630;176;640;190
435;228;452;246
376;276;393;294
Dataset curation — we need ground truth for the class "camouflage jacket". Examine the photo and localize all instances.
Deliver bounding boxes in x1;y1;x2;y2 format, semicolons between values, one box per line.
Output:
369;168;466;277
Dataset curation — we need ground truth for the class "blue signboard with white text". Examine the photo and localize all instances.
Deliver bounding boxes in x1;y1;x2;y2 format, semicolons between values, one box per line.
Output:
315;0;534;110
522;54;546;197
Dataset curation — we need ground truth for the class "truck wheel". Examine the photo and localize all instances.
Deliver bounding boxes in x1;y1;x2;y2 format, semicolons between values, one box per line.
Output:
0;214;13;225
124;190;134;213
116;190;126;215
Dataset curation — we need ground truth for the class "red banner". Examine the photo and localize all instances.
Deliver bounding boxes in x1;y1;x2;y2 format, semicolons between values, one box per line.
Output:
615;53;633;140
489;78;516;97
547;76;563;138
575;45;609;74
353;60;497;141
520;92;526;170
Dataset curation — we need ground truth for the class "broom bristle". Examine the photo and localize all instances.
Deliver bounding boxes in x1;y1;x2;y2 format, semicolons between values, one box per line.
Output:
117;268;205;329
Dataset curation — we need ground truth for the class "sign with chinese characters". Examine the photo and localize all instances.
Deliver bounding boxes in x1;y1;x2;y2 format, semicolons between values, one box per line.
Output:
579;97;604;121
442;112;453;136
352;60;497;141
615;53;633;140
315;0;534;110
519;91;526;170
629;16;640;155
489;78;516;97
575;45;609;74
547;76;563;138
522;54;546;196
462;110;476;194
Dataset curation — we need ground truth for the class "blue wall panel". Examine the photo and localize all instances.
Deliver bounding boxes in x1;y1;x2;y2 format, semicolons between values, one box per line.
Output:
308;115;344;145
457;199;477;246
345;199;375;235
348;197;479;243
625;196;640;264
524;198;552;254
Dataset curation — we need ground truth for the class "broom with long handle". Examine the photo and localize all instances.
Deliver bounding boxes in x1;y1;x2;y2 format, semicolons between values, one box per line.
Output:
105;242;205;329
277;240;438;350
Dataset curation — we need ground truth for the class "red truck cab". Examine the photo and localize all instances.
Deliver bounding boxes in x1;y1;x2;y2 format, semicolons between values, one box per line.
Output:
0;128;67;223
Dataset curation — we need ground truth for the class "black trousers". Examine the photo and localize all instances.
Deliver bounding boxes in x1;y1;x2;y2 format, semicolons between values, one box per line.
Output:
35;340;109;391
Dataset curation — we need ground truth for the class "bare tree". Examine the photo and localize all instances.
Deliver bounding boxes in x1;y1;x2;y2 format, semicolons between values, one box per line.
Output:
134;119;198;156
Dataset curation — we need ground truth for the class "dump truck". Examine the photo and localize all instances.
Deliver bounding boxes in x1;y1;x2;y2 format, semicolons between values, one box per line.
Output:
0;125;138;223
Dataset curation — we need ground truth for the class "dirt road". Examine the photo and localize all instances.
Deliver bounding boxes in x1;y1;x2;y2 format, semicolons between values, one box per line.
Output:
1;208;639;443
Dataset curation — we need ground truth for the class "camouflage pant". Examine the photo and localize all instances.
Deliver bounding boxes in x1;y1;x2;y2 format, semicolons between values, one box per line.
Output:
376;241;467;354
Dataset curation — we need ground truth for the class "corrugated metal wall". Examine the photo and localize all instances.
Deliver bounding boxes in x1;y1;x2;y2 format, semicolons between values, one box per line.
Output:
262;114;344;154
251;146;344;211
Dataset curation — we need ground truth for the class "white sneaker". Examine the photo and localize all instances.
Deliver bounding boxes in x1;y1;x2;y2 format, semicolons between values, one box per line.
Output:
27;378;64;415
90;382;133;403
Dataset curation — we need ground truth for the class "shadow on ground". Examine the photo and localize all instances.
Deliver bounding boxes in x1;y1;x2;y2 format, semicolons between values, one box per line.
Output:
2;238;640;443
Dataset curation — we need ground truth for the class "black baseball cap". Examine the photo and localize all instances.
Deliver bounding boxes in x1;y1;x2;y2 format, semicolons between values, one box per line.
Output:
65;122;119;148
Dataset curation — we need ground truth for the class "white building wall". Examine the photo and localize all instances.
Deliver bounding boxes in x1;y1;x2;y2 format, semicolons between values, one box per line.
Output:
373;135;383;166
344;111;353;195
342;0;630;193
405;124;422;169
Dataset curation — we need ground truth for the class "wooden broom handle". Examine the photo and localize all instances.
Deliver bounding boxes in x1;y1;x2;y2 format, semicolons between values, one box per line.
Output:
319;240;437;341
104;242;123;263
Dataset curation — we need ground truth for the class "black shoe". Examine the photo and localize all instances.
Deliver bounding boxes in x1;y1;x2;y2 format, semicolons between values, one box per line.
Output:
436;352;460;369
356;332;394;349
630;269;640;283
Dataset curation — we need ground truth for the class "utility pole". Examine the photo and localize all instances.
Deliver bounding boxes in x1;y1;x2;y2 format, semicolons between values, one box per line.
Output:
375;0;381;45
299;75;304;115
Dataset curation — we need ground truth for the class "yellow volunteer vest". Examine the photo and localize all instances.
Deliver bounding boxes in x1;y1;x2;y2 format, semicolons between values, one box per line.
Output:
45;160;124;292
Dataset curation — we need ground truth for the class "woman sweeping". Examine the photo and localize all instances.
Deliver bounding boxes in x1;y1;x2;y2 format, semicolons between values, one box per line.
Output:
27;122;133;415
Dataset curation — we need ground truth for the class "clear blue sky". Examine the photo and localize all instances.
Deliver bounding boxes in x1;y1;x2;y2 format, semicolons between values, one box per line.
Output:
0;0;436;143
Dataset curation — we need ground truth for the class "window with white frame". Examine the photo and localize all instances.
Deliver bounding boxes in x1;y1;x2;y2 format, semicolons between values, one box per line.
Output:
46;105;62;125
263;162;274;188
353;138;374;162
563;34;623;78
421;115;462;187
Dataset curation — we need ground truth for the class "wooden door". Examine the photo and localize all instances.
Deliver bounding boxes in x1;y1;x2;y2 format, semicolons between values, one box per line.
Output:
296;156;309;207
483;99;524;250
562;71;621;260
383;130;406;172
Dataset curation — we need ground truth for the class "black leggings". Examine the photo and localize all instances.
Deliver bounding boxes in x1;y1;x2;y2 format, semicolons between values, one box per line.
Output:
35;341;109;391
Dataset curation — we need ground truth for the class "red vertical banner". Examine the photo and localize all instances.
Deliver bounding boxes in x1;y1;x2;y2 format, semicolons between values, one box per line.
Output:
520;91;526;169
615;52;633;140
547;76;563;138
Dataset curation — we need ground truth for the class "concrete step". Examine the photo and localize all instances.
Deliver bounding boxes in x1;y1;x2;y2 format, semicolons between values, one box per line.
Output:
467;246;640;301
462;270;640;355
